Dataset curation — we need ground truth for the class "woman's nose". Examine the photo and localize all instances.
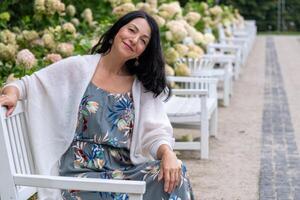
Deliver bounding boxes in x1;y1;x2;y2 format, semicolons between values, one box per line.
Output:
129;35;139;45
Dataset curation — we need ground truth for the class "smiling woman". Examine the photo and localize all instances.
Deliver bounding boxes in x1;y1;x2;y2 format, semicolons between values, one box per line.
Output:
1;10;194;200
90;11;170;98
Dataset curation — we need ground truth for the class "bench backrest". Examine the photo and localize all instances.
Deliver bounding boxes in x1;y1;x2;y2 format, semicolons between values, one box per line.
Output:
178;57;215;74
167;76;218;99
0;102;36;200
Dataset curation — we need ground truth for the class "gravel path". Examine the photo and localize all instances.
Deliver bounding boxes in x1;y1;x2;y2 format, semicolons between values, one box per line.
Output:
177;36;300;200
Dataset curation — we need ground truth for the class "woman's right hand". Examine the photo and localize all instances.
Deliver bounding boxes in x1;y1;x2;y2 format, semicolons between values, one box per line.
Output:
0;93;18;117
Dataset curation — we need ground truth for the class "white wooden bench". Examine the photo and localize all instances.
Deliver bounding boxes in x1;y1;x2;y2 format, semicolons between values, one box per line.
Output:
165;76;218;159
0;101;146;200
217;23;249;65
207;42;243;74
178;56;233;107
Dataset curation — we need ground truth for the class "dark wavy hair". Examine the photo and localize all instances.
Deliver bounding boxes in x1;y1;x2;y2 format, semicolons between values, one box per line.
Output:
90;10;171;100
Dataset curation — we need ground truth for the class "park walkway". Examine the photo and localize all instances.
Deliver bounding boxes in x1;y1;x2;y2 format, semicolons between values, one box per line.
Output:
178;35;300;200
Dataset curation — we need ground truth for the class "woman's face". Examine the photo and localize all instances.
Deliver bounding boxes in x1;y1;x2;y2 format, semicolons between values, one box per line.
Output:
112;18;151;61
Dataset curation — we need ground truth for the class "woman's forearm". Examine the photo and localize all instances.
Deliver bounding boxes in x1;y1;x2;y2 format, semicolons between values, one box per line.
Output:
156;144;173;160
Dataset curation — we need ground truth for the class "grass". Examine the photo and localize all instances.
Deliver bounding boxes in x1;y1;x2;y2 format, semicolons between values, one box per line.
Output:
259;31;300;35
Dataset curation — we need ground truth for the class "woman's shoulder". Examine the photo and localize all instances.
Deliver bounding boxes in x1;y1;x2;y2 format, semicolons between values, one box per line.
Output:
80;53;101;64
56;54;100;65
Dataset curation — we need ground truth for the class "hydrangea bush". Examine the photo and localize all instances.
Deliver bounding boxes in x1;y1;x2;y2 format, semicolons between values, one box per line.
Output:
0;0;244;86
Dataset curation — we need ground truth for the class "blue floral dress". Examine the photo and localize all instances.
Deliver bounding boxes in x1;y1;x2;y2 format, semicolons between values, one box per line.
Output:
59;82;194;200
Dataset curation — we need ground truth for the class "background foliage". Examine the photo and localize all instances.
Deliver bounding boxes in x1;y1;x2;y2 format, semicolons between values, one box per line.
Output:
219;0;300;31
180;0;300;32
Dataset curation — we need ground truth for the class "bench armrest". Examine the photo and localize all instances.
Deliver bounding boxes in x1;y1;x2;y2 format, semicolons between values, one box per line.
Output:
14;174;146;194
172;89;208;96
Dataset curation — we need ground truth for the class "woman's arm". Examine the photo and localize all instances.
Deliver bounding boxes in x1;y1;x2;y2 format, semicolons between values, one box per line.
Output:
157;144;182;194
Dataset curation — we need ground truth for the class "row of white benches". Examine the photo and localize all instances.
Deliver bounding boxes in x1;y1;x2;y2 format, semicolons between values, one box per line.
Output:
0;21;257;199
166;20;257;160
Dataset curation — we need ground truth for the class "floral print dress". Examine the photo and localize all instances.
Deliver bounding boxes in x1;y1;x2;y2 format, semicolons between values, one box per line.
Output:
59;82;194;200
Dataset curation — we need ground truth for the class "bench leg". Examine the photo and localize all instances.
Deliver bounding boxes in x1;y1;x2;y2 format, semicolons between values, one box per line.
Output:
209;108;218;137
223;64;231;107
200;114;209;159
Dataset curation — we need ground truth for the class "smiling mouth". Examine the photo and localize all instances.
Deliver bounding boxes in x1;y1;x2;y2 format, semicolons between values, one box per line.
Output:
123;42;134;52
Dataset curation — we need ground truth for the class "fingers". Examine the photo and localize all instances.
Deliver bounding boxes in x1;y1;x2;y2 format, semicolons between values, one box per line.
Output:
6;106;15;117
176;167;182;187
160;155;183;193
168;170;177;193
163;167;181;193
163;168;170;193
0;95;16;117
158;166;163;181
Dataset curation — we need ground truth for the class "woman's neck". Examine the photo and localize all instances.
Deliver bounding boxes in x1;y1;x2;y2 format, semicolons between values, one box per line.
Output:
100;52;129;76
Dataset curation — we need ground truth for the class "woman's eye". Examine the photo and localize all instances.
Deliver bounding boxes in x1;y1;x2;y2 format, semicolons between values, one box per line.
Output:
129;28;134;32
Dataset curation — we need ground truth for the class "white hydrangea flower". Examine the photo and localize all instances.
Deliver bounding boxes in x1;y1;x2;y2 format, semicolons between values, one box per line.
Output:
191;31;204;44
209;5;223;16
187;44;204;55
164;47;180;65
175;63;190;76
174;44;189;57
22;30;39;42
166;20;188;43
203;33;215;45
166;20;186;30
16;49;36;69
184;24;197;37
108;0;132;7
42;33;56;49
186;51;200;59
184;12;201;26
152;15;165;27
81;8;93;23
203;16;212;29
136;3;152;14
165;64;175;76
112;3;136;18
165;31;173;41
171;26;187;43
48;25;62;35
222;18;231;27
158;2;182;20
44;53;62;63
34;0;45;14
44;0;65;15
66;4;76;17
56;42;74;57
138;2;157;14
71;18;80;26
158;10;169;20
62;22;76;34
146;0;157;9
31;38;44;47
0;29;16;45
0;43;17;62
200;2;209;11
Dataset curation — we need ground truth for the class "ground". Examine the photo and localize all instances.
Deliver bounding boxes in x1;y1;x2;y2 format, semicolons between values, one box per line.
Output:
179;36;300;200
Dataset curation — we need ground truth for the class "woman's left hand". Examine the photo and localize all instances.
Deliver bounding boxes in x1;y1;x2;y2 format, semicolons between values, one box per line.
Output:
158;149;182;193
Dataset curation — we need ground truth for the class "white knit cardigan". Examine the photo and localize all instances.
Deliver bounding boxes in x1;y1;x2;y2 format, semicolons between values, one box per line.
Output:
5;54;174;199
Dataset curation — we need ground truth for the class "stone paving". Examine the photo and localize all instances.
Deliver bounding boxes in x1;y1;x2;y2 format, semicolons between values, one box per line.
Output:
259;37;300;200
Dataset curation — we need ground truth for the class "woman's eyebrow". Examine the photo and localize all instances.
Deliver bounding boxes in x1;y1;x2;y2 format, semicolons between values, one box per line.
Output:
129;23;150;39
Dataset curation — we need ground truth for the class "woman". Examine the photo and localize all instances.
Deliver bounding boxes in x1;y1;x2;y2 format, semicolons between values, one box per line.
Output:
0;11;193;200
